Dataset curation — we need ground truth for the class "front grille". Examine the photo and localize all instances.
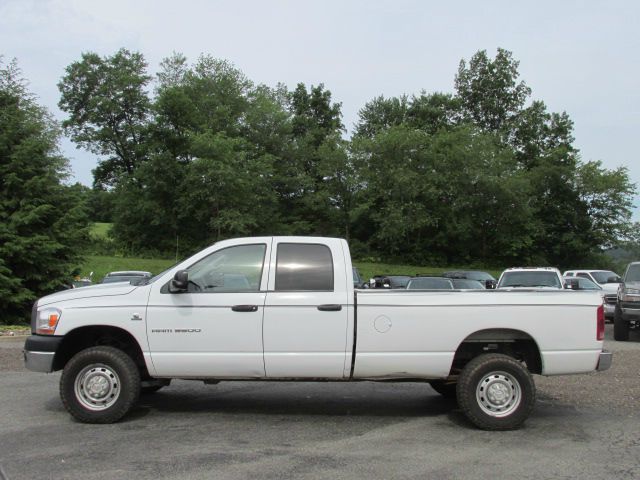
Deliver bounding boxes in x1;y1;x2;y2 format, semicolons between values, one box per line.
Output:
604;294;617;305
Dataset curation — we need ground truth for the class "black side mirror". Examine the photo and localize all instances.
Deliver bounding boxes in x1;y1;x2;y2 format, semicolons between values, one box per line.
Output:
485;280;497;290
170;270;189;292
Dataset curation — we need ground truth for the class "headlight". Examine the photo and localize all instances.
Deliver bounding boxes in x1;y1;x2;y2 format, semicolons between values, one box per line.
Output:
35;307;61;335
625;288;640;295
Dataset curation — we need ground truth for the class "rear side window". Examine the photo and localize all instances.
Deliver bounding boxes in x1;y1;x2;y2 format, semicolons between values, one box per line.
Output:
275;243;334;291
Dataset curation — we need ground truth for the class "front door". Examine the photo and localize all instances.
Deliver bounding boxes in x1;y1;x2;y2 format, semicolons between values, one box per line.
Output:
146;240;271;378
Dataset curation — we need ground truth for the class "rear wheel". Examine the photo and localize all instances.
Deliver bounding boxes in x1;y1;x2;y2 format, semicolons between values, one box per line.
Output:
60;346;140;423
457;354;535;430
614;305;629;341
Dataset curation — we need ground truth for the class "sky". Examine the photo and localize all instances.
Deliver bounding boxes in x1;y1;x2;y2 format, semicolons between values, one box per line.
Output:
1;0;638;218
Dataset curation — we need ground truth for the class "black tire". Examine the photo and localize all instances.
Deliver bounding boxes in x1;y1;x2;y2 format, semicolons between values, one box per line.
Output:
60;346;140;423
614;305;629;341
457;353;535;431
429;380;457;399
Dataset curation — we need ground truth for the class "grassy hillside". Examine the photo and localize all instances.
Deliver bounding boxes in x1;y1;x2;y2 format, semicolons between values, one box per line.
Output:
90;222;112;239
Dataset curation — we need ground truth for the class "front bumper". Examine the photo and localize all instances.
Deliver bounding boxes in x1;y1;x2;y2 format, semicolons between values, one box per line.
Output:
23;335;64;373
596;350;613;372
604;303;615;318
620;303;640;321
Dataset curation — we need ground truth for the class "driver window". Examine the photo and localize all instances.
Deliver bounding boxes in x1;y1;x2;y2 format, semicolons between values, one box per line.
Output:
186;244;266;293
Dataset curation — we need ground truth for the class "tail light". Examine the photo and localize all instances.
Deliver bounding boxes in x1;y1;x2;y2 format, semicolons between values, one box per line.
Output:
596;304;604;341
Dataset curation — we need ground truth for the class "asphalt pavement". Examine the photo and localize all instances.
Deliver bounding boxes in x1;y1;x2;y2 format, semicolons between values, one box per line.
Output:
0;325;639;480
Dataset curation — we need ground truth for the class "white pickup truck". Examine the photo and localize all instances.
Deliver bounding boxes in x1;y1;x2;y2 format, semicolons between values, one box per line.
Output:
24;236;611;430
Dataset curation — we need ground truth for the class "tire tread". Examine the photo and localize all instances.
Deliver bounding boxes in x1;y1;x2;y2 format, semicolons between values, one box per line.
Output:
60;346;140;424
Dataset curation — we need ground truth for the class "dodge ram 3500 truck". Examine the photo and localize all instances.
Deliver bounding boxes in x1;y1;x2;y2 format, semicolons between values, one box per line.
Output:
24;237;612;430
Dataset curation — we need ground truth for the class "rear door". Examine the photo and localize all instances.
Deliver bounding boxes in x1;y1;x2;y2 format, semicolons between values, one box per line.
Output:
262;239;350;378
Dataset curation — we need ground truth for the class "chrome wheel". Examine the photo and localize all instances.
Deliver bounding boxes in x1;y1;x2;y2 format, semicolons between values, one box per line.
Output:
74;363;121;411
475;371;521;417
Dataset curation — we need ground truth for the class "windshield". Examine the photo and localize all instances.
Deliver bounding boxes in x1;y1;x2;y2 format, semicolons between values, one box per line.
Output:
569;277;602;290
499;271;562;288
591;271;619;284
626;264;640;283
452;279;485;289
407;278;454;290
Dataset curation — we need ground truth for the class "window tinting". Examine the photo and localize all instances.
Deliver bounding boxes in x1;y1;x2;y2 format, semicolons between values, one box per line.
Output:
275;243;334;291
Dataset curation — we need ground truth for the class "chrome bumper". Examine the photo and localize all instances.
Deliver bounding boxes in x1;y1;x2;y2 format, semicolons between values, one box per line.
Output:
597;350;613;372
23;350;55;373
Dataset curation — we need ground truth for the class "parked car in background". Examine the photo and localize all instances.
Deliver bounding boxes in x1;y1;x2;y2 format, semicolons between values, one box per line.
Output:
614;261;640;341
443;270;496;289
101;271;153;285
497;267;564;290
370;275;412;289
71;272;93;289
563;276;602;291
406;276;486;290
564;269;621;321
406;277;454;290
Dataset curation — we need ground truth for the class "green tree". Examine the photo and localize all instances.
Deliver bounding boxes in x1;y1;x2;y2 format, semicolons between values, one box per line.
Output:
0;58;89;324
455;48;531;133
58;49;152;188
277;83;346;235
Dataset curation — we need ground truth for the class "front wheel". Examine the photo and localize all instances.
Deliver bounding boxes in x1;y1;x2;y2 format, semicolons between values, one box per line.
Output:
457;354;535;431
60;346;140;423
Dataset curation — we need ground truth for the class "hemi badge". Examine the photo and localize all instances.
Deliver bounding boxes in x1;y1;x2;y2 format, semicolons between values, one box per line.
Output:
131;313;143;321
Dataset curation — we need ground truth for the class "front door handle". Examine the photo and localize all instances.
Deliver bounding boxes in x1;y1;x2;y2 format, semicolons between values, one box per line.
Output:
231;305;258;312
317;304;342;312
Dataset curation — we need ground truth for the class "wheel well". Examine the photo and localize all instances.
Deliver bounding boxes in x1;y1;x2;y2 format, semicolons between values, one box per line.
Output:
450;329;542;376
53;326;149;377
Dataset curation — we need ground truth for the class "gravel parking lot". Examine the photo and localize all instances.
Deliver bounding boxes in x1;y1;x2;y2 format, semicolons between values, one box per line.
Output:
1;325;639;480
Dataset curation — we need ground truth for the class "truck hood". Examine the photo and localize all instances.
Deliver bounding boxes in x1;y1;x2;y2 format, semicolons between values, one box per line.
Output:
601;283;621;293
37;282;139;307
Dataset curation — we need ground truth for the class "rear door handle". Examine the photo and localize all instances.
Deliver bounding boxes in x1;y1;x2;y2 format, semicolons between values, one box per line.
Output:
231;305;258;312
317;304;342;312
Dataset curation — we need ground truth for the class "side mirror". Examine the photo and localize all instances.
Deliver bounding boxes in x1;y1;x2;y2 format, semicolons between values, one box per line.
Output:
485;280;497;290
170;270;189;292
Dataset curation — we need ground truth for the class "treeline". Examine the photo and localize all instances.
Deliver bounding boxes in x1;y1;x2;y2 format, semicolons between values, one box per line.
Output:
58;48;633;267
1;59;89;323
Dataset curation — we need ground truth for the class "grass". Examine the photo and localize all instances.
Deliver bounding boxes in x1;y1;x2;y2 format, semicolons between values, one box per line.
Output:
90;222;112;240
